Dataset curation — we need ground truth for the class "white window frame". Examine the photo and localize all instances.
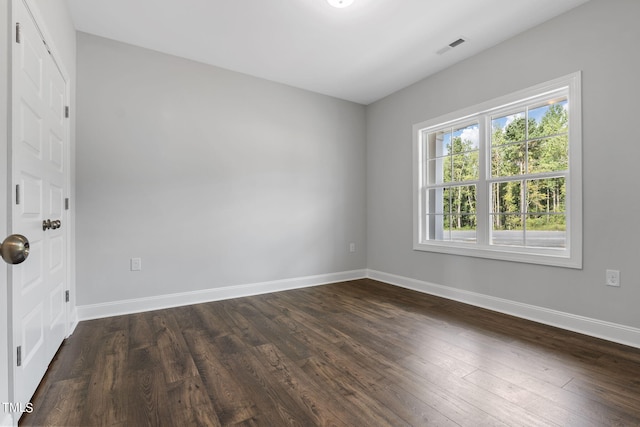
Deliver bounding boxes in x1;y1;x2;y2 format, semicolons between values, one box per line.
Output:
413;72;582;268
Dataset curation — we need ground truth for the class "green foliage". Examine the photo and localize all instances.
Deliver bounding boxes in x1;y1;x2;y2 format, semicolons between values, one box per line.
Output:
442;135;478;230
490;101;568;231
432;100;568;235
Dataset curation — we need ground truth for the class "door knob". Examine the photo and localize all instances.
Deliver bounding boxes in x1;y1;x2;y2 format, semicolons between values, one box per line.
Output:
0;234;30;265
43;219;62;231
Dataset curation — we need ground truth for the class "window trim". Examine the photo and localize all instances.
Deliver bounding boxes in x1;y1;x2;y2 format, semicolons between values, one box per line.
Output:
413;72;582;268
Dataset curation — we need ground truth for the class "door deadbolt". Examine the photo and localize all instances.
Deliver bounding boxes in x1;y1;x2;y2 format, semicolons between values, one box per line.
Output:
0;234;30;265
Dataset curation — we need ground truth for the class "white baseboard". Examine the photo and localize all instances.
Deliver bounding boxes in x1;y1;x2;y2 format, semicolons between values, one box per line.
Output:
367;269;640;349
67;308;79;337
77;269;367;321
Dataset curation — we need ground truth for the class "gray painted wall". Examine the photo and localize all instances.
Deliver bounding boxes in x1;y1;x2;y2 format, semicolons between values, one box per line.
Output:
76;33;366;306
366;0;640;329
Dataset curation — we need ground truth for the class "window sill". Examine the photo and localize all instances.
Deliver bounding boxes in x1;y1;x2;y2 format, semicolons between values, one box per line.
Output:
413;241;582;269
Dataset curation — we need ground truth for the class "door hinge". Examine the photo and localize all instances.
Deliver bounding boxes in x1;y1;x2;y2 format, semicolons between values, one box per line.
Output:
16;185;20;205
65;198;70;210
64;106;70;118
16;23;21;44
65;290;70;303
17;346;22;367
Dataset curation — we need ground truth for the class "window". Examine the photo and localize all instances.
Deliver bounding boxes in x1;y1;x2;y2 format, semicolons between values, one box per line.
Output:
413;73;582;268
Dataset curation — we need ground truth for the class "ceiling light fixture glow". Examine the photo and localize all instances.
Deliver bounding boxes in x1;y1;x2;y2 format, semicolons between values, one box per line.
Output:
327;0;354;8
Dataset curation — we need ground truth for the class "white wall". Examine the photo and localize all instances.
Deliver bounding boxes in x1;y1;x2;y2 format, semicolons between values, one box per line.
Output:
366;0;640;330
76;33;366;307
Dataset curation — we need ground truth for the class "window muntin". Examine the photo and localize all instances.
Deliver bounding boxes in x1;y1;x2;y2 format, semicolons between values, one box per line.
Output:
414;73;581;268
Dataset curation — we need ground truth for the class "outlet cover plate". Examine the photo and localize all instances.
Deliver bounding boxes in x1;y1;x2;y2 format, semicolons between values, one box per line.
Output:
606;269;620;287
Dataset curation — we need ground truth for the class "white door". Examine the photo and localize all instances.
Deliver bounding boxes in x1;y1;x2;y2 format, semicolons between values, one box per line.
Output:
10;0;69;406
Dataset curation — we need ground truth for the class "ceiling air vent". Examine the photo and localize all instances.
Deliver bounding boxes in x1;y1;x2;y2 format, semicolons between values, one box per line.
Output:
436;37;467;55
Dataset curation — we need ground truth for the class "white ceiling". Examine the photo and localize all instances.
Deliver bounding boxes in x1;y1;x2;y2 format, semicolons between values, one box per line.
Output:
66;0;590;105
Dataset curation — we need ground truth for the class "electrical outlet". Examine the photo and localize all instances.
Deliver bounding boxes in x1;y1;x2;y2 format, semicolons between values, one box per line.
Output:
131;258;142;271
349;242;356;253
606;269;620;287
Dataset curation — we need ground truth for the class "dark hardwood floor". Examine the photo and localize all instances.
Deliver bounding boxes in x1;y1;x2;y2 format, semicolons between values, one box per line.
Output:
20;279;640;426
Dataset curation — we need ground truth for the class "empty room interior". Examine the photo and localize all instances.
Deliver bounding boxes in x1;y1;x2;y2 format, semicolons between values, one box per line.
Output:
2;0;640;425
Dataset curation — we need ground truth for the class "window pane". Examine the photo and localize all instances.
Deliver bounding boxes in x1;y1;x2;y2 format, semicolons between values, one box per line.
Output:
491;111;526;145
427;188;452;215
426;213;478;243
491;181;522;214
449;185;476;214
426;214;450;241
442;131;452;156
452;151;479;181
443;187;452;214
443;157;452;183
492;143;526;177
526;178;566;213
452;123;479;153
428;158;450;185
525;213;566;232
528;98;568;138
427;129;452;158
451;215;476;243
525;214;566;248
528;136;568;173
491;214;524;246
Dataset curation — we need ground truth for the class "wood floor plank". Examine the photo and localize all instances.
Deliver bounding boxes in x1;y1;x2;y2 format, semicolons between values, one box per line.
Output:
128;312;156;351
166;375;222;427
563;375;640;420
462;369;597;427
20;279;640;427
251;343;369;426
221;347;319;426
80;342;129;426
228;299;311;362
296;343;458;427
44;320;102;381
181;329;261;425
125;346;174;427
299;356;413;426
379;361;508;427
150;311;200;384
213;301;270;348
22;376;89;427
395;354;557;427
256;294;346;344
